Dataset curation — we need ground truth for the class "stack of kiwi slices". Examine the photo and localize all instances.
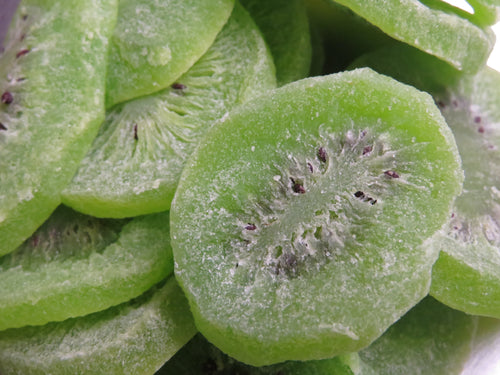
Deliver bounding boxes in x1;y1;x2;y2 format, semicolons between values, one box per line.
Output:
0;0;499;373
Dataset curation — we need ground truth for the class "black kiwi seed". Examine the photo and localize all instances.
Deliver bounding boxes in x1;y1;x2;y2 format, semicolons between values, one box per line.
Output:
1;92;13;104
290;178;306;194
133;123;138;140
474;116;481;123
16;49;30;58
171;82;186;90
478;126;485;133
362;145;372;155
245;223;257;230
0;122;7;131
384;170;399;178
317;146;327;162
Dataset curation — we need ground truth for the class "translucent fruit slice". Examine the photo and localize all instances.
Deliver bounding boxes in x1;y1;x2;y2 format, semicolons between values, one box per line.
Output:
350;44;500;318
429;68;500;318
157;333;355;375
327;0;495;73
0;206;173;331
170;68;463;366
357;297;478;374
240;0;312;85
105;0;234;108
0;0;118;256
0;276;197;375
62;3;276;218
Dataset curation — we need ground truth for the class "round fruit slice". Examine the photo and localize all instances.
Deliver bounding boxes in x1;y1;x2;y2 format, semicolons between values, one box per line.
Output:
326;0;494;73
240;0;312;85
358;297;478;375
105;0;234;108
0;207;173;330
429;68;500;318
170;68;463;366
62;2;276;218
0;0;118;257
157;333;355;375
0;276;197;375
350;45;500;318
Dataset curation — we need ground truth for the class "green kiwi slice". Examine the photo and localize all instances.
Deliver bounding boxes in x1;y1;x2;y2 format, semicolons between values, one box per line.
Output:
0;0;118;256
156;333;355;375
170;68;463;365
0;276;197;375
0;206;173;331
240;0;312;85
62;2;276;218
429;68;500;318
326;0;494;73
350;45;500;318
105;0;235;108
357;297;478;375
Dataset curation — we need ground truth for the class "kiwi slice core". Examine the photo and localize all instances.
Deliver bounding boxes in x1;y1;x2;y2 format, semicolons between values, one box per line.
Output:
171;69;463;366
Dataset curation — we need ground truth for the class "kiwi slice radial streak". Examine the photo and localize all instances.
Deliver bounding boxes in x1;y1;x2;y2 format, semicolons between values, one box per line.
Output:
171;69;463;366
62;2;276;218
0;0;118;256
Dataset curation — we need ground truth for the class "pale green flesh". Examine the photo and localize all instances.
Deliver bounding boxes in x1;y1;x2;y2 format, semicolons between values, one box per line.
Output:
240;0;312;85
171;69;463;366
62;3;276;218
105;0;234;108
0;276;197;375
157;333;354;375
0;0;118;256
0;207;173;330
328;0;494;73
350;45;500;318
357;297;477;375
430;68;500;318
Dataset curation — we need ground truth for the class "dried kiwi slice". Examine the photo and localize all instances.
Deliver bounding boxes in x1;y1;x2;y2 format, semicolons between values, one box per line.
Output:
350;45;500;318
327;0;494;73
0;276;197;375
0;206;173;331
357;297;478;375
62;2;276;218
105;0;234;107
157;333;355;375
240;0;312;85
170;69;463;365
0;0;117;256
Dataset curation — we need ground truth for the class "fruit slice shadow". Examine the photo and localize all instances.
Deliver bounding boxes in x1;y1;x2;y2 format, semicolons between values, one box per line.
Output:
156;333;355;375
349;44;500;319
62;2;277;219
105;0;235;108
0;205;173;331
0;0;118;257
326;0;494;73
170;68;463;365
0;276;197;375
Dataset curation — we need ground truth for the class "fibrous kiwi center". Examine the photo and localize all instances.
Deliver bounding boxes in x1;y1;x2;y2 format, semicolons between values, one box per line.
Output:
234;127;408;280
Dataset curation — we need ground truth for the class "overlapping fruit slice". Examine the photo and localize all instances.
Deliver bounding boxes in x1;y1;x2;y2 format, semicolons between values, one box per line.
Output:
241;0;312;85
62;2;276;218
350;44;500;318
105;0;234;107
327;0;495;73
0;0;118;257
357;297;478;374
0;207;173;330
170;68;463;365
0;276;197;375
